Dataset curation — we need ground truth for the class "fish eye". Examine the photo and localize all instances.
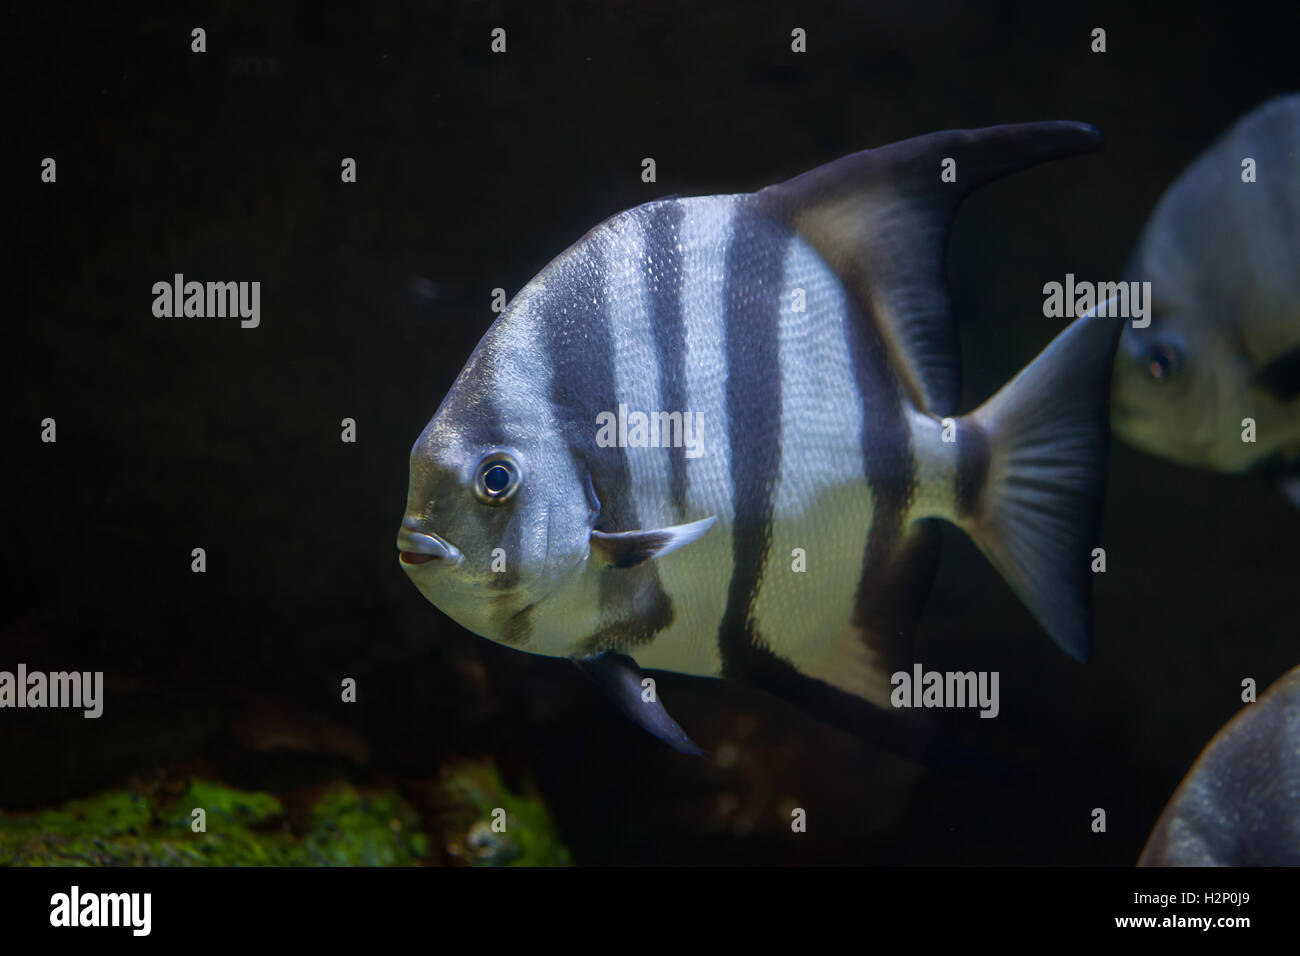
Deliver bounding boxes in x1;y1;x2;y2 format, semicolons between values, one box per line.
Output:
474;453;521;504
1144;343;1181;382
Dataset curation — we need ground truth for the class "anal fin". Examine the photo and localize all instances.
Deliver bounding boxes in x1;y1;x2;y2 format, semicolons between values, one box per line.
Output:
573;652;708;758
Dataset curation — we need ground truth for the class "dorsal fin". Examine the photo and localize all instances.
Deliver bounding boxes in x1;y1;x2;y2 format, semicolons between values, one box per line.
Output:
758;122;1103;415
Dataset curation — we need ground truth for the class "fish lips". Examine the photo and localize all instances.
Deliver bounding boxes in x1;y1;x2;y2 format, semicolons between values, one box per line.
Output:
396;527;463;568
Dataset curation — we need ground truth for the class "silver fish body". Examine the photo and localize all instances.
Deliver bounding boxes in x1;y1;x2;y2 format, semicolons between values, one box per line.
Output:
1113;94;1300;488
399;122;1120;753
1140;665;1300;866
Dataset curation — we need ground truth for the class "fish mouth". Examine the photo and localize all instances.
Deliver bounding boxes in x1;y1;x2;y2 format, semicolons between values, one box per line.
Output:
400;551;438;566
396;522;462;568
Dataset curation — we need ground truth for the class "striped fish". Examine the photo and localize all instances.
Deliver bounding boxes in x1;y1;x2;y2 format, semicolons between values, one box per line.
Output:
1140;665;1300;866
398;121;1121;759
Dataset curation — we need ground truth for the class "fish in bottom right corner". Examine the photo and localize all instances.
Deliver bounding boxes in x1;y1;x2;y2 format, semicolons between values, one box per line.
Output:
1139;664;1300;866
1111;93;1300;506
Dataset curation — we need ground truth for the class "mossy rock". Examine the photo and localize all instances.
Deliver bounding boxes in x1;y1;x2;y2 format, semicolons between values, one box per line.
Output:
303;785;428;866
439;761;572;867
0;778;428;866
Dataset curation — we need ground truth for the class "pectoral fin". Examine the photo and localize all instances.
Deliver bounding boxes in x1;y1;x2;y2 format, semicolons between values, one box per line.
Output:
590;516;716;568
573;651;708;758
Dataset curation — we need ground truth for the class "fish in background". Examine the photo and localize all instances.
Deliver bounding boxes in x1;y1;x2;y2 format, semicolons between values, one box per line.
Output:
1140;665;1300;865
1112;94;1300;504
397;122;1120;759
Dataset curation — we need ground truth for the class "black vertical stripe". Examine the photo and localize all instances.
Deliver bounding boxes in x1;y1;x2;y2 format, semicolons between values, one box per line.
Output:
461;351;530;643
846;287;921;664
540;215;675;657
955;419;990;519
697;197;973;775
643;201;690;518
484;473;531;645
486;501;544;646
713;193;923;686
716;198;788;676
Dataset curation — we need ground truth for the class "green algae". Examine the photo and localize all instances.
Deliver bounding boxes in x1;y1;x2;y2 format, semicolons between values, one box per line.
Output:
0;779;428;866
0;766;570;866
302;785;428;866
440;760;572;867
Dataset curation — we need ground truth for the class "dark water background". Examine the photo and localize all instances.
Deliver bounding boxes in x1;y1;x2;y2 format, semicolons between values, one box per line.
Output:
4;0;1298;863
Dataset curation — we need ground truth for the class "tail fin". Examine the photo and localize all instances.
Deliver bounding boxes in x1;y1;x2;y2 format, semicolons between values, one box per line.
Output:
955;309;1123;661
